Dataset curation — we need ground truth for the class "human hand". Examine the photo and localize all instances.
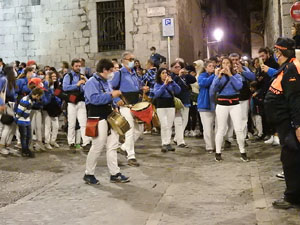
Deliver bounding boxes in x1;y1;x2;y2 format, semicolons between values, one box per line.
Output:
261;64;269;73
234;63;243;74
117;100;125;106
142;86;150;93
0;105;6;112
77;80;85;86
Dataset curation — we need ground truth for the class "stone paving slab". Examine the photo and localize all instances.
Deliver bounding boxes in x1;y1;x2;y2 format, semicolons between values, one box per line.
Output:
0;135;299;225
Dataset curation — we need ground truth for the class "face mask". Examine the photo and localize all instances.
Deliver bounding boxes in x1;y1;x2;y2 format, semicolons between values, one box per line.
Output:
128;61;135;69
39;75;45;80
32;73;37;78
107;72;114;80
0;65;2;72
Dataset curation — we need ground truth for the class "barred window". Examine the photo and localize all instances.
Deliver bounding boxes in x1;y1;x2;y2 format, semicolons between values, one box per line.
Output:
97;0;125;52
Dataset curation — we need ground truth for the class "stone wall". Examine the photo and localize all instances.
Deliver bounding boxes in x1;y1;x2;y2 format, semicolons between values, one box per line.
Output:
0;0;204;68
263;0;296;48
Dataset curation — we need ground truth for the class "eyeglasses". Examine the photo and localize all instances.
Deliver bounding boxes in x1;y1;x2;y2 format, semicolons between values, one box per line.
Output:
174;66;181;69
124;58;135;62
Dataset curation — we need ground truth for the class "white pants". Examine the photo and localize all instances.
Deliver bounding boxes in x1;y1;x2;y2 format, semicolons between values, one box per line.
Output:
225;118;234;142
199;111;215;151
67;101;90;146
0;102;16;146
120;106;143;160
157;108;175;146
174;106;189;145
252;114;263;137
215;104;245;154
44;111;59;144
85;120;120;176
30;110;43;142
240;100;249;138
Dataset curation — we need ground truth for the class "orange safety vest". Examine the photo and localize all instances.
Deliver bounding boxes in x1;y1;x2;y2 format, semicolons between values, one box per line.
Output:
269;58;300;95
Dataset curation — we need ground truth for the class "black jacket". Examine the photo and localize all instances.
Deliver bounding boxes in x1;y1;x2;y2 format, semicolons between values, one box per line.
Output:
264;58;300;127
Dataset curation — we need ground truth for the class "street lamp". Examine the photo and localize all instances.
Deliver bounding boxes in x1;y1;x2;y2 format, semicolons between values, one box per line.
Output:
207;28;224;59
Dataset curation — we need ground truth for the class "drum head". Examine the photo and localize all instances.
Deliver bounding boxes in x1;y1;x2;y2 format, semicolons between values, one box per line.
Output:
131;102;150;111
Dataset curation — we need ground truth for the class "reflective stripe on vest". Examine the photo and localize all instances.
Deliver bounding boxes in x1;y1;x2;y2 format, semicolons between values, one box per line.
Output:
269;58;300;95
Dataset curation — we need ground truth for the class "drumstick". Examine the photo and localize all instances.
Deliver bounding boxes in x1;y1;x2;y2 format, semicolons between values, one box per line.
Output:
142;81;148;101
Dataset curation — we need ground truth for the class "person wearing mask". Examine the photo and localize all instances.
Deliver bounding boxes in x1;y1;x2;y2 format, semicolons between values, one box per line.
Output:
111;52;149;167
198;61;216;153
229;53;256;143
62;58;91;152
153;68;181;152
83;58;129;185
210;57;248;162
170;61;196;148
264;37;300;209
258;47;280;145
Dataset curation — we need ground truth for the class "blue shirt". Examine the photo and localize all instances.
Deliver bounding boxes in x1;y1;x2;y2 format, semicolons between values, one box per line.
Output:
197;72;215;111
62;71;84;92
16;77;31;96
84;74;113;105
210;74;243;97
111;67;143;92
153;82;181;98
241;66;256;81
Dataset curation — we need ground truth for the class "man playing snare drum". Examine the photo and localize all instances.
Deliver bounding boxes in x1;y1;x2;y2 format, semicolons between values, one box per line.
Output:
111;52;150;167
83;59;130;185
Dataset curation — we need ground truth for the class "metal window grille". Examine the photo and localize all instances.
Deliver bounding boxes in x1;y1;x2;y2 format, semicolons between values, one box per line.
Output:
31;0;41;6
97;0;125;52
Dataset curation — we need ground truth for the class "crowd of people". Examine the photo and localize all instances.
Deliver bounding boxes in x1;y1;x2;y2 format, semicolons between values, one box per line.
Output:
0;27;300;209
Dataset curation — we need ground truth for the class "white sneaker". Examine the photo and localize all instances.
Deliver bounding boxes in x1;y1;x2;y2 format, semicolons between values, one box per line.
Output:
15;143;21;149
6;147;21;156
35;142;46;151
0;148;9;155
190;130;197;137
272;136;280;146
51;142;60;148
143;130;151;135
264;135;274;144
45;143;53;150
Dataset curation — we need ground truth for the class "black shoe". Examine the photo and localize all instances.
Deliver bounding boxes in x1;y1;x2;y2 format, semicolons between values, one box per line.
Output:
110;173;130;183
178;143;189;148
224;141;231;148
240;153;250;162
166;144;175;151
272;198;295;209
22;149;35;158
128;158;140;167
276;172;285;180
83;174;100;185
161;145;168;153
215;153;223;162
82;144;91;152
117;148;128;156
69;144;76;152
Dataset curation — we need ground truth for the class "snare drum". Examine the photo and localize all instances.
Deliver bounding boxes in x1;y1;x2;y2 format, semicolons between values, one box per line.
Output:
107;111;130;136
130;102;153;124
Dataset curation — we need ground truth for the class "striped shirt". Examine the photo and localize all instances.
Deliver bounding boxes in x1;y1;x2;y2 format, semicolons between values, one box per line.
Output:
15;95;33;126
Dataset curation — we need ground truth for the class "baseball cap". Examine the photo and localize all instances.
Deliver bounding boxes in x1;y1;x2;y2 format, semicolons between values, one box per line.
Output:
28;78;46;90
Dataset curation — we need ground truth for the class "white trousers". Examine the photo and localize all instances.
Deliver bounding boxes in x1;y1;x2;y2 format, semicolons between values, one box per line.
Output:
0;102;16;146
225;118;234;143
199;111;216;151
120;106;143;159
174;106;189;145
30;110;43;142
44;111;59;144
240;100;249;138
67;101;90;146
252;114;263;137
85;120;120;176
215;104;245;154
157;108;175;146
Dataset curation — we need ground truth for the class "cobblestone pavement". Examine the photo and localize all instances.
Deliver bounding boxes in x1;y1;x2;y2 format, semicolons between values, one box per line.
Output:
0;134;299;225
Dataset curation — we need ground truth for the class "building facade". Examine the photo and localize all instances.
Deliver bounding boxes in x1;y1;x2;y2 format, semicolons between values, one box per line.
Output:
0;0;205;68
